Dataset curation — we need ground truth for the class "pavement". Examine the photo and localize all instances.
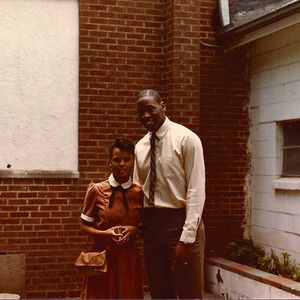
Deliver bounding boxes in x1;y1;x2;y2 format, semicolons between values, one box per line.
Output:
144;291;223;299
204;291;223;299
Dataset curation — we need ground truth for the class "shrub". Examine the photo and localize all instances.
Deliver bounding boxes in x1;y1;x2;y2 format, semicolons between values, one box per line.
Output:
227;239;265;268
227;239;300;282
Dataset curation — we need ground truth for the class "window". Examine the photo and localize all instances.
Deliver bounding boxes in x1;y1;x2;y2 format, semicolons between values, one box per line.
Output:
283;120;300;177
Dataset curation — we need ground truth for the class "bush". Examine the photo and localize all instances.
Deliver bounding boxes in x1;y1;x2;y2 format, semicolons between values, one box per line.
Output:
227;239;265;268
227;239;300;282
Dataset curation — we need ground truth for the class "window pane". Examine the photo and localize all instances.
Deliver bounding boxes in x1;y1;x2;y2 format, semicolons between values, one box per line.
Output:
283;121;300;146
283;148;300;176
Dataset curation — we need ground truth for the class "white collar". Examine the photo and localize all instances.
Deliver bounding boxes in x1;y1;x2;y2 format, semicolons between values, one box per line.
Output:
108;173;132;189
148;117;171;141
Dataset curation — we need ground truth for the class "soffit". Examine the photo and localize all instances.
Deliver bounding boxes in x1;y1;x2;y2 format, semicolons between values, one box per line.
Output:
218;0;300;50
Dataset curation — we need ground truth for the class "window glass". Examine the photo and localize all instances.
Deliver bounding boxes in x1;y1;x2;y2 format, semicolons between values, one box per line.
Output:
283;120;300;176
283;122;300;146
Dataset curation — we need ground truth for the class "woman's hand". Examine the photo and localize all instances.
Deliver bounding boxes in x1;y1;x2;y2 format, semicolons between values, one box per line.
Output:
103;226;123;242
121;225;138;240
114;226;138;245
102;225;138;245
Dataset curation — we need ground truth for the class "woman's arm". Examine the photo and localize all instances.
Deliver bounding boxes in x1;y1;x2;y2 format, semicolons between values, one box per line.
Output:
80;219;123;241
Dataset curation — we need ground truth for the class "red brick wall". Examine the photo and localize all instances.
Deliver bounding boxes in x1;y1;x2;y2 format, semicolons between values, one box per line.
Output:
1;177;83;298
79;0;166;180
199;1;249;255
163;0;201;131
0;0;249;297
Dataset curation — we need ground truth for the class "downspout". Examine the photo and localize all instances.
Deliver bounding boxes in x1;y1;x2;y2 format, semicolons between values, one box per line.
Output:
218;0;230;26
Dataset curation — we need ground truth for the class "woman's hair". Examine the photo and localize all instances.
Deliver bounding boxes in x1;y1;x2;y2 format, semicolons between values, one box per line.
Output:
136;89;163;103
109;137;135;158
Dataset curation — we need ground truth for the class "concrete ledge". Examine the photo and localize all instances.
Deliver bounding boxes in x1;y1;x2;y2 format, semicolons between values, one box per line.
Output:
273;177;300;190
206;257;300;299
0;294;20;300
0;170;80;179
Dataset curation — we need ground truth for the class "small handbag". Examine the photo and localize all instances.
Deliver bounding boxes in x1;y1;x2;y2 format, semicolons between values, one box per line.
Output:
75;238;108;276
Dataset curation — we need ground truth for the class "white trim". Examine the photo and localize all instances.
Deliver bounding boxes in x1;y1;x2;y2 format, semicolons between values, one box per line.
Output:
273;177;300;190
80;213;95;223
108;173;132;189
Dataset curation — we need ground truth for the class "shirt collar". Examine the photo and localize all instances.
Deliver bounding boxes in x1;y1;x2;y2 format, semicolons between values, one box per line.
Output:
108;173;132;189
149;117;171;141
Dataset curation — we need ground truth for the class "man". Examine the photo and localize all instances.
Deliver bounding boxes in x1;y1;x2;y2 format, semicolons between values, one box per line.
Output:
133;89;206;299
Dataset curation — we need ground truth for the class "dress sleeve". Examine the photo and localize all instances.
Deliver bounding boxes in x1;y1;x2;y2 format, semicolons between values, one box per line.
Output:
80;182;99;223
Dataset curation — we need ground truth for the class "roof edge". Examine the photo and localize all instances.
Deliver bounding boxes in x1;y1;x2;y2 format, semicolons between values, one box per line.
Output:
218;0;300;49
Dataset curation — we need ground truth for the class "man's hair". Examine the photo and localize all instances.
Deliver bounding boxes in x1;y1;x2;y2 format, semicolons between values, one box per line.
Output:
109;137;135;158
136;89;163;103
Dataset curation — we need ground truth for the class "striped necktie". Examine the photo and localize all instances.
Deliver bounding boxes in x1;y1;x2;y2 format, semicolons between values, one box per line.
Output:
148;132;157;206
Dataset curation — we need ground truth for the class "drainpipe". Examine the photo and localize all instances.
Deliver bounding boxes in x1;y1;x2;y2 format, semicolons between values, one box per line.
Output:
219;0;230;26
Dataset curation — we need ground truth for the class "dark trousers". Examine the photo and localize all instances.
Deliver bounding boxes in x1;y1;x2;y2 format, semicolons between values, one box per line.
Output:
143;207;205;299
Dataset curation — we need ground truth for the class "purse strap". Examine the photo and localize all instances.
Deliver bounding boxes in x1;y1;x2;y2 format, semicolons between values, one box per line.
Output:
83;203;111;252
83;236;92;252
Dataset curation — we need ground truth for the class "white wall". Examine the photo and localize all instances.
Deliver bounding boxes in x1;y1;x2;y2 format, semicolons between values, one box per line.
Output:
206;260;300;299
250;22;300;260
0;0;79;174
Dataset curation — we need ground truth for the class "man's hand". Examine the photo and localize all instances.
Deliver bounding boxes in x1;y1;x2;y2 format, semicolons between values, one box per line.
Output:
175;241;193;261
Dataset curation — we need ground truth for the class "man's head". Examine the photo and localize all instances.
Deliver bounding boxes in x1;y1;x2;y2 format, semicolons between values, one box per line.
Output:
136;89;166;132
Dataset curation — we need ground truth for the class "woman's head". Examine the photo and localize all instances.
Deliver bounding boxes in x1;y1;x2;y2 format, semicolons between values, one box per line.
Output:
109;137;135;184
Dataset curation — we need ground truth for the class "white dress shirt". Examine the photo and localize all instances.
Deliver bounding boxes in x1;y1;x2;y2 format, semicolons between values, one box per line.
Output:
133;117;205;243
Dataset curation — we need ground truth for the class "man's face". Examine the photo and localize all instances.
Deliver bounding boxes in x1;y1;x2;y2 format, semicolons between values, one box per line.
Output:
136;96;166;132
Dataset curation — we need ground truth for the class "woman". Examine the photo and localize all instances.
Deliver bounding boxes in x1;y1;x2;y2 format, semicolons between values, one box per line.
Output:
79;137;144;299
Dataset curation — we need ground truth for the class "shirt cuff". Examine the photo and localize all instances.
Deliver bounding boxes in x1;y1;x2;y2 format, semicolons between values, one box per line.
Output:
80;213;95;223
179;229;197;244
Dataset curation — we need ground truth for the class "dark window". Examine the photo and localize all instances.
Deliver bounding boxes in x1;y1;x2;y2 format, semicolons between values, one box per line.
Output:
283;120;300;176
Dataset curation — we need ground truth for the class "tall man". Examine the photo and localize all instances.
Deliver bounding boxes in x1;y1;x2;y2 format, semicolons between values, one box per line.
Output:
133;89;206;299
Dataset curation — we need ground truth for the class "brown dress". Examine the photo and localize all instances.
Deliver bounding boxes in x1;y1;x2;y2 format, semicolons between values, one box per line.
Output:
80;180;144;299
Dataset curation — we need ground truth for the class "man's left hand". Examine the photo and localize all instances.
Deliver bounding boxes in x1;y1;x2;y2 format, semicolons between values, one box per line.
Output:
175;241;193;260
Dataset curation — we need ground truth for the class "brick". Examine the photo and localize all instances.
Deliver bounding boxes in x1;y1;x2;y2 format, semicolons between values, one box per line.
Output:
1;0;249;298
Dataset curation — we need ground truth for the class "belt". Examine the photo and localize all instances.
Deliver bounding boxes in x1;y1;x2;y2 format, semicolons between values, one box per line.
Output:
143;207;185;218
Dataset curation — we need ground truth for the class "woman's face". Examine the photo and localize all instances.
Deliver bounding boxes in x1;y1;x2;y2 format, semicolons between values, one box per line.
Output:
109;147;134;184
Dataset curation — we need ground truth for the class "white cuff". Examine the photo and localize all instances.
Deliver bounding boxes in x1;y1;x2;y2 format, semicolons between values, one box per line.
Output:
179;229;197;244
80;213;95;223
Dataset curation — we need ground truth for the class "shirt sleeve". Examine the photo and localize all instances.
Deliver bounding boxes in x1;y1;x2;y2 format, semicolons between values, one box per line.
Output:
179;133;206;243
80;182;99;223
133;148;141;186
133;146;146;188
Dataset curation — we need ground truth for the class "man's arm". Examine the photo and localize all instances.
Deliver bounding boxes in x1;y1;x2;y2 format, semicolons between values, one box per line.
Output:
180;133;205;244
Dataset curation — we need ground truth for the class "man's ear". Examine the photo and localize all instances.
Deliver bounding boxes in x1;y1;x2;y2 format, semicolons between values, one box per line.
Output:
160;101;166;112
